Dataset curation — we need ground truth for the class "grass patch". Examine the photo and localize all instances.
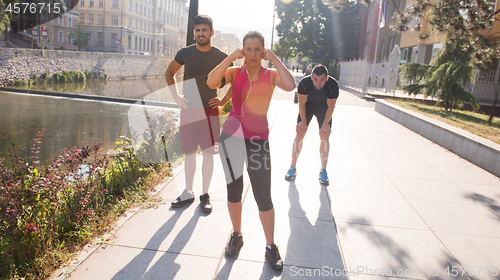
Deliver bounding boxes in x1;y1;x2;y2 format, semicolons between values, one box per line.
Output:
386;99;500;145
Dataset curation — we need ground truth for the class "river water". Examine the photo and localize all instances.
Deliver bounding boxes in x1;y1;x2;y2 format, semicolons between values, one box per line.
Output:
0;78;180;169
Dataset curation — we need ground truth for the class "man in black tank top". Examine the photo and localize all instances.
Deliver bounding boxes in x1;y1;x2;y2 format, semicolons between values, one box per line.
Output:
284;65;339;184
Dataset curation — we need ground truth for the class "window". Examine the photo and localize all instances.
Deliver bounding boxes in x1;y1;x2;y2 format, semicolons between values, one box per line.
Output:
129;18;132;27
58;16;63;25
58;31;63;42
144;7;146;16
135;36;137;50
68;17;72;27
140;4;142;15
89;0;93;7
128;35;131;48
98;0;103;7
140;21;142;30
79;14;84;24
112;0;119;9
486;0;497;28
98;15;102;25
98;32;103;46
112;16;118;25
67;32;72;44
80;0;84;6
42;10;47;21
135;20;138;29
367;6;373;33
136;3;138;13
128;0;132;11
148;8;150;18
89;14;94;24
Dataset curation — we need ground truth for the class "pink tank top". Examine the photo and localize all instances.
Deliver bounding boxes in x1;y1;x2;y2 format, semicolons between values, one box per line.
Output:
222;65;274;140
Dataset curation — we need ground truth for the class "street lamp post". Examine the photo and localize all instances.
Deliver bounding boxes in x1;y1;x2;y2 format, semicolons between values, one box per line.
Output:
271;0;276;51
186;0;198;46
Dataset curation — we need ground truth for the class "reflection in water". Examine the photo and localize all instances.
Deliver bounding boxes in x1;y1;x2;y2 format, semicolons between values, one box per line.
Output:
9;78;176;102
0;91;134;168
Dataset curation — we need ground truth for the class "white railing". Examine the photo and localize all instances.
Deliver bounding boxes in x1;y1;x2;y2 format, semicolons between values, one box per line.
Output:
339;49;500;105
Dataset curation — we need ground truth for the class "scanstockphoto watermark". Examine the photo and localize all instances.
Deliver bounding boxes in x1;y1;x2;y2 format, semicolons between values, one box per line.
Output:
290;266;500;278
289;266;425;278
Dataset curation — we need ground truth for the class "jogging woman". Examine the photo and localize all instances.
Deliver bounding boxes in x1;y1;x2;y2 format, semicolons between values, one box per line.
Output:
206;31;295;270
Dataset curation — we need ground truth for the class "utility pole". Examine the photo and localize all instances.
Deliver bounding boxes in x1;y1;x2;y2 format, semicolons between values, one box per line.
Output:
185;0;198;46
271;0;276;51
120;0;123;53
37;0;41;48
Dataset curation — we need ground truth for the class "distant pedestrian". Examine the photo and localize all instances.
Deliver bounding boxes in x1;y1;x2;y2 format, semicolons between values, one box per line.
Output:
292;66;295;72
207;31;296;270
165;15;229;213
304;64;312;76
285;64;339;184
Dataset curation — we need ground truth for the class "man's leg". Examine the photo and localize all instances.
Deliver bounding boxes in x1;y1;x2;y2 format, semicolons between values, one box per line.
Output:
286;113;309;180
172;110;197;207
291;127;307;167
316;107;332;184
185;152;197;192
319;131;330;170
201;151;214;194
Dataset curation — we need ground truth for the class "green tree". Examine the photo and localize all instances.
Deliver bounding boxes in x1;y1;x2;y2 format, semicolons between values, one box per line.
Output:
69;24;89;51
399;32;478;112
1;0;18;32
275;0;361;66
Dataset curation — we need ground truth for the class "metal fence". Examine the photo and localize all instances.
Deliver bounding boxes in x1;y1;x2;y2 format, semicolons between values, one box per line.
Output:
339;46;500;105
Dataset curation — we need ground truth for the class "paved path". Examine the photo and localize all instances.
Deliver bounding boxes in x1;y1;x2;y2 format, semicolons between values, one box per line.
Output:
62;78;500;280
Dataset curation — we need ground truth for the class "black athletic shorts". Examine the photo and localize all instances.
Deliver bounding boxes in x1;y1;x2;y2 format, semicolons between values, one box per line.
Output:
297;105;332;128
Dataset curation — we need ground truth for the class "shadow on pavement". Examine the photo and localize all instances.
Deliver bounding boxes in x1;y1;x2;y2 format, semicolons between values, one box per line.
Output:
111;207;201;279
284;182;347;279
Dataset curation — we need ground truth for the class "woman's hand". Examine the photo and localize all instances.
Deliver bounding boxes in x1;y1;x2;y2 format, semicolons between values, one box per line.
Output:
262;49;278;63
229;48;244;61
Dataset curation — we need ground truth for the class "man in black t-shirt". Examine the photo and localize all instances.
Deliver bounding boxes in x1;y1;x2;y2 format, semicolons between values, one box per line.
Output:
285;65;339;185
165;15;228;212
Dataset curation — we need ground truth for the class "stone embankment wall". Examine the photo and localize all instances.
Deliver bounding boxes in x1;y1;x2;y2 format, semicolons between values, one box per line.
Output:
0;48;173;87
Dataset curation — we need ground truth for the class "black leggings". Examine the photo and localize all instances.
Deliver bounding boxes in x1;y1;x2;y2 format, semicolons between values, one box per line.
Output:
219;132;273;212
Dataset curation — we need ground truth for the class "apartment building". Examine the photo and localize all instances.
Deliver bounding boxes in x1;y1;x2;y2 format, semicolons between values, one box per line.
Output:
5;0;79;50
400;0;499;65
211;31;240;55
74;0;188;54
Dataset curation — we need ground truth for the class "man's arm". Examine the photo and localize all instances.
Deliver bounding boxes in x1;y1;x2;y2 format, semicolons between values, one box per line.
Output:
297;93;308;133
319;97;337;136
165;59;187;109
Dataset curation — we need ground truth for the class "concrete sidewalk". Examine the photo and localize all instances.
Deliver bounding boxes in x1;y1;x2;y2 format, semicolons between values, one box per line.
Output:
61;85;500;280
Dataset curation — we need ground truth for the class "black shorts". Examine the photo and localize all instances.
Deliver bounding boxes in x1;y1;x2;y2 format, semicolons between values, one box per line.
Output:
297;105;332;128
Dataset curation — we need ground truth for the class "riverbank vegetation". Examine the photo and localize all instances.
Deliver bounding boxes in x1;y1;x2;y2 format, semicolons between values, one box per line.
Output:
0;131;172;279
16;70;107;86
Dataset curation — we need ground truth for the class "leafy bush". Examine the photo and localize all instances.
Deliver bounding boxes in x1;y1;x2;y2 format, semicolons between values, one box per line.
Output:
0;130;170;279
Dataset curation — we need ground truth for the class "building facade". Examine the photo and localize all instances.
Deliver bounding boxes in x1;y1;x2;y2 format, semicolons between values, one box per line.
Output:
76;0;188;54
211;31;240;55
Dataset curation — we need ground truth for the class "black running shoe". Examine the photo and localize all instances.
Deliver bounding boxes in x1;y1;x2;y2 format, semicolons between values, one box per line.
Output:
200;193;213;213
225;232;244;256
265;243;283;270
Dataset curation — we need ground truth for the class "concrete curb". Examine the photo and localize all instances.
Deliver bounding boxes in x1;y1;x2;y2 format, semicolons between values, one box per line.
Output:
375;99;500;178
